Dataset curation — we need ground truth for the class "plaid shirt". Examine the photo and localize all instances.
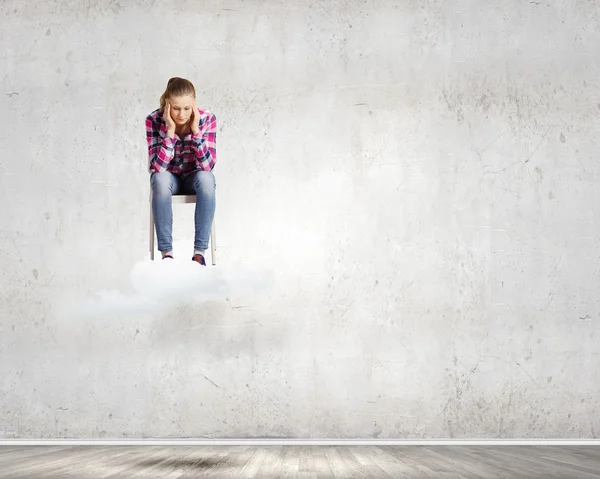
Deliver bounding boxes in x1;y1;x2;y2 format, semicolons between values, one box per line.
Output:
145;107;217;176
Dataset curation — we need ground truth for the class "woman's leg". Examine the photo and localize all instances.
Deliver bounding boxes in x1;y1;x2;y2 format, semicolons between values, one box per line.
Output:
150;171;182;256
184;170;216;258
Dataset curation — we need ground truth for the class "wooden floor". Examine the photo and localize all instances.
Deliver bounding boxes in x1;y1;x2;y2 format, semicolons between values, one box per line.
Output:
0;445;598;478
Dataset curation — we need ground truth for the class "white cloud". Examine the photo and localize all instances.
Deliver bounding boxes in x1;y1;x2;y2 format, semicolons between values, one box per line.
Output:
71;256;272;318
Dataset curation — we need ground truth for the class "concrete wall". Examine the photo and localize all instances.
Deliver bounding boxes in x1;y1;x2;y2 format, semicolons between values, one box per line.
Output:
1;0;599;438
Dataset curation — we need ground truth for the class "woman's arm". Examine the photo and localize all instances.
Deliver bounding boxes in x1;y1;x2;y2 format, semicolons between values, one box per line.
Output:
145;115;177;172
191;112;217;171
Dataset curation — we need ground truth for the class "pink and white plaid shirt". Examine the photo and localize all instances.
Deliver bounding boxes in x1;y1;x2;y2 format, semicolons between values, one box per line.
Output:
145;107;217;177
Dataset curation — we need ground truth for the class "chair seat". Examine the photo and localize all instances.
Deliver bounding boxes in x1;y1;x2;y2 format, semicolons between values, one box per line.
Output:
171;194;196;204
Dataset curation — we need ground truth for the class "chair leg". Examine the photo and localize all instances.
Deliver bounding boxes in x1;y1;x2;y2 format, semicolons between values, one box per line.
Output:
149;194;155;261
211;218;216;265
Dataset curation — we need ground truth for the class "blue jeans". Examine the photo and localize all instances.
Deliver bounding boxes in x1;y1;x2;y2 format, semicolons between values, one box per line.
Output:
150;170;216;253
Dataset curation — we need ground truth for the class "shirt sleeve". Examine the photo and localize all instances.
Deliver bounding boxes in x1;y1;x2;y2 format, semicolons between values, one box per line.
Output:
146;115;178;173
190;113;217;171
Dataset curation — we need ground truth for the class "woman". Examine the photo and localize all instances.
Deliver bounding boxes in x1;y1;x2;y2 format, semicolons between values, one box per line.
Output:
146;77;217;265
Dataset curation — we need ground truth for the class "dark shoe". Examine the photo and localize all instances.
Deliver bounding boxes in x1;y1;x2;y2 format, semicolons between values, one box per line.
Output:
162;253;174;259
191;253;206;265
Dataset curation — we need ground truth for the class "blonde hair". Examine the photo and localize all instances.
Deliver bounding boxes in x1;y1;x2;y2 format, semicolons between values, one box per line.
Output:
159;77;196;111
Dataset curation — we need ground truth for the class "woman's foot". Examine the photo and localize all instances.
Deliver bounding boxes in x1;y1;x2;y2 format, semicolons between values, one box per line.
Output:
162;251;174;259
191;253;206;265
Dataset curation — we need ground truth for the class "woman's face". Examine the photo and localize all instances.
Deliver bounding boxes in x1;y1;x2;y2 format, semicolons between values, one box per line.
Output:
168;95;194;125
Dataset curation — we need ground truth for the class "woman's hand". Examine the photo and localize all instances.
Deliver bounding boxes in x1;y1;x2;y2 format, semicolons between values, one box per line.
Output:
190;99;200;135
164;100;176;136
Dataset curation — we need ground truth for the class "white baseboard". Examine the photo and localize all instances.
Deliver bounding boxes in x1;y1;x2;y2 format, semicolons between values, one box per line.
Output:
1;439;599;446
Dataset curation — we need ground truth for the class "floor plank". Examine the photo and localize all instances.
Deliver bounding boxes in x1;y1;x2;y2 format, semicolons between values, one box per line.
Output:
0;445;598;478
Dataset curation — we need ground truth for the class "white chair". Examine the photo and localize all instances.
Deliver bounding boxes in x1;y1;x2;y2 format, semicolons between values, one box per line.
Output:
149;192;216;265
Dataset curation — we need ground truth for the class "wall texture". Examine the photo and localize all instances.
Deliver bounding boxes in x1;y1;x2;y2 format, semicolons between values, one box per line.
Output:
1;0;599;438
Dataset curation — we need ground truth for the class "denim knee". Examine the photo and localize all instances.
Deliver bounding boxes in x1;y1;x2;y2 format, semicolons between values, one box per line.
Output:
192;170;216;195
151;171;175;197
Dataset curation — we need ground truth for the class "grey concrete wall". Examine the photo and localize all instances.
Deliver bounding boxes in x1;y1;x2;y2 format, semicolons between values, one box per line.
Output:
1;0;599;438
